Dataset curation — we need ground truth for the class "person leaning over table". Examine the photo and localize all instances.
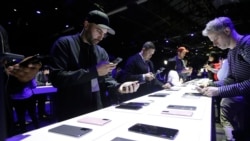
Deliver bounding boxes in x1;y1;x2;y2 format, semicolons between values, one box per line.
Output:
169;46;193;82
118;41;171;101
198;16;250;141
0;25;42;137
49;10;140;122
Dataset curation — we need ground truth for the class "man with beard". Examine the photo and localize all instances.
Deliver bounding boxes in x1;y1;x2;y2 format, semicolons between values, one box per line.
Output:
49;10;140;121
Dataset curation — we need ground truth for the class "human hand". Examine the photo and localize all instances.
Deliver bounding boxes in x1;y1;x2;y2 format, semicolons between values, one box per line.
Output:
118;81;140;93
144;72;155;81
45;82;52;86
96;61;116;76
5;62;42;82
162;83;171;89
196;86;219;97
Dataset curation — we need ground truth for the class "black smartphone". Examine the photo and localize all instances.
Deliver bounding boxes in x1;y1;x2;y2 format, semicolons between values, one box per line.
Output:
111;137;136;141
115;104;142;110
112;57;123;64
167;105;197;111
184;92;203;96
122;102;150;106
19;54;41;66
128;123;178;140
148;93;169;97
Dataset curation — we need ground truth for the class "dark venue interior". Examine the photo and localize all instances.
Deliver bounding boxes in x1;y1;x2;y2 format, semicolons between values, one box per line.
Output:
1;0;250;69
1;0;250;140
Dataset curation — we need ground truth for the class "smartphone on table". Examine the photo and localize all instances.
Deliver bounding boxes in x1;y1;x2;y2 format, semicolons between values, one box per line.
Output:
77;117;111;126
128;123;179;140
48;124;92;137
167;104;197;111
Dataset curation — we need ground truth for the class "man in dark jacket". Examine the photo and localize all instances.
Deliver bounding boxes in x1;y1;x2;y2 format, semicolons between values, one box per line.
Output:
49;10;140;121
120;41;171;101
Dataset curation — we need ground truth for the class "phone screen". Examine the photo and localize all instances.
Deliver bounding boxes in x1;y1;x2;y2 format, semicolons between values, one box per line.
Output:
128;123;178;140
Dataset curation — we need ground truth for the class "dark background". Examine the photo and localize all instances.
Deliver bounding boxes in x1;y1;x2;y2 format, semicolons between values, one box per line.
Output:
1;0;250;69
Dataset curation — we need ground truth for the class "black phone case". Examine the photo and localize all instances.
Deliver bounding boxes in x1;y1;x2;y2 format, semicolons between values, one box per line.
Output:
128;123;178;140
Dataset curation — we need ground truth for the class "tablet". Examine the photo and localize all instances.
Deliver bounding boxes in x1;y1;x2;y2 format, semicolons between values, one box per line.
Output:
48;124;92;137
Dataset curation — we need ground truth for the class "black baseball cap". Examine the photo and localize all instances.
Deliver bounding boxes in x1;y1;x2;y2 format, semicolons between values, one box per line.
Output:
85;10;115;35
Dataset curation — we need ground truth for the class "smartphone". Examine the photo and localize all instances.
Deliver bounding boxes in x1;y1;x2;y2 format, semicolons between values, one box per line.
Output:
128;123;178;140
112;57;123;64
111;137;136;141
77;117;111;126
184;92;203;96
148;93;169;97
125;102;150;106
167;105;196;111
3;52;25;67
48;124;92;137
182;92;203;99
115;104;142;110
162;110;193;117
19;54;41;66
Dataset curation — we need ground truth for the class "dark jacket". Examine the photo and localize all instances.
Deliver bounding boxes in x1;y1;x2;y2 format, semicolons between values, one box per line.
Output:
121;53;163;98
49;33;120;121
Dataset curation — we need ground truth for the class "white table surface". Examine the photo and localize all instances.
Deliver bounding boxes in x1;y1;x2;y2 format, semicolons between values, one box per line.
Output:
8;78;213;141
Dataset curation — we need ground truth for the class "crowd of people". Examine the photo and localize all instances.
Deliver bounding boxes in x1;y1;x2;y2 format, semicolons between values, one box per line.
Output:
1;9;250;141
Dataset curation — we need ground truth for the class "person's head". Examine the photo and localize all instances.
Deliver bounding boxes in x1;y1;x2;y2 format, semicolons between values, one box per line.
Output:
177;46;189;59
82;10;115;45
208;53;219;64
141;41;156;61
202;17;237;50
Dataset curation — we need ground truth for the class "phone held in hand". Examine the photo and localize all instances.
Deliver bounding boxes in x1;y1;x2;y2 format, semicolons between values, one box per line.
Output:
112;57;123;64
19;54;41;66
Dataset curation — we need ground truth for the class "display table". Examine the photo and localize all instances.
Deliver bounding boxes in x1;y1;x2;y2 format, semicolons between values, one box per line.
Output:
32;86;57;95
7;78;214;141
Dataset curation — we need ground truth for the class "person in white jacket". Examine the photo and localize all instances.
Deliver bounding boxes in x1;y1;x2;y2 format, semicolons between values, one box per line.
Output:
161;60;183;86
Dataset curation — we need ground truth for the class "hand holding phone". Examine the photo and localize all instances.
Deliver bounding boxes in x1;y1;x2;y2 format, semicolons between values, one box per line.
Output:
111;57;123;64
19;54;41;66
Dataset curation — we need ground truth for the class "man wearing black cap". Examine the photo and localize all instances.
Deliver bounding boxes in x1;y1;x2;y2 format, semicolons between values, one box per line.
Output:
49;10;140;121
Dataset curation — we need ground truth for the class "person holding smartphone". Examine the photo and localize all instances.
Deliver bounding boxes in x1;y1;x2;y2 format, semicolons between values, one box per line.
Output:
200;17;250;141
1;25;42;137
119;41;171;101
49;10;140;122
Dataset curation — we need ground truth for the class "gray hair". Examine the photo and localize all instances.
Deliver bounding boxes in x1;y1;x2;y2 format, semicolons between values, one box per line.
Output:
142;41;155;50
202;17;235;36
